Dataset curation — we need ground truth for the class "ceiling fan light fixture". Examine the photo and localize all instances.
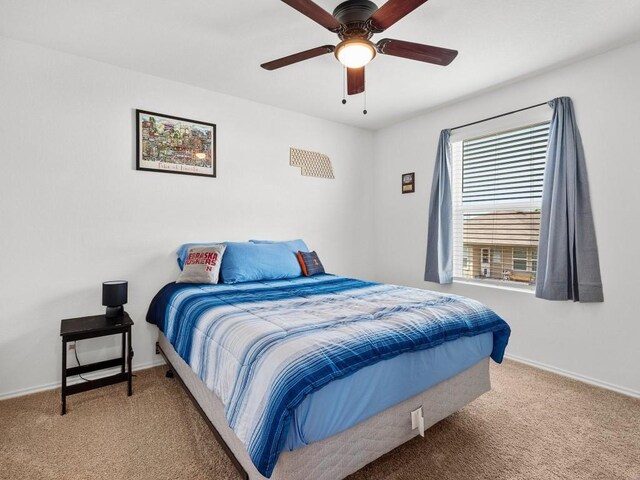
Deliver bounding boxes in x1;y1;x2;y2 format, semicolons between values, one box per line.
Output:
335;38;376;68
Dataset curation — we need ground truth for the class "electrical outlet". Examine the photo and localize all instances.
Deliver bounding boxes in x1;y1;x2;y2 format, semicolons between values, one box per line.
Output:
68;343;76;351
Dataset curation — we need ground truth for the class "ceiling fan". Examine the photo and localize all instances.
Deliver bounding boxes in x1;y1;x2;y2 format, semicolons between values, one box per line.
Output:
261;0;458;99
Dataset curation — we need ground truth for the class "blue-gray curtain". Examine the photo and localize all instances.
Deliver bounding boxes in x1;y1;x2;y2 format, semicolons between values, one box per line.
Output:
536;97;603;302
424;129;453;284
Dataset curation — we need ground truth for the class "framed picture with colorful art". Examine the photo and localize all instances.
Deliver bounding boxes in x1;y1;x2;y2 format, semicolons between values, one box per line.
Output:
136;109;216;178
402;172;415;194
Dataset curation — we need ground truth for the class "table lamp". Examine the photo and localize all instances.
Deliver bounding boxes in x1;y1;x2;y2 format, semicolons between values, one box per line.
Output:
103;280;128;318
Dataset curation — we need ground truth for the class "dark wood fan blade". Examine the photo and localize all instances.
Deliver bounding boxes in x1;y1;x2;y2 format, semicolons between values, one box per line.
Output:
261;45;335;70
369;0;429;31
347;67;365;95
377;38;458;66
281;0;342;31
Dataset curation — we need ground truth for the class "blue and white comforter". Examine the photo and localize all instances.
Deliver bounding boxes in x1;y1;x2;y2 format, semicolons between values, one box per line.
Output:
146;274;510;477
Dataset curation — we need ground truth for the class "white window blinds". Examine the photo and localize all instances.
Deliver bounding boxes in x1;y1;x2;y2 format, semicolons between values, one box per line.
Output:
452;122;550;287
462;123;549;204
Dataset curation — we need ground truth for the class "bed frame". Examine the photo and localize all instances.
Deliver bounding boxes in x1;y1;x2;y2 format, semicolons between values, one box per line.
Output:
156;332;491;480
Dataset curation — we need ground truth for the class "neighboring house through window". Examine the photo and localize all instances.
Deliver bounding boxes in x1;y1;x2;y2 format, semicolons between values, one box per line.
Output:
451;122;550;287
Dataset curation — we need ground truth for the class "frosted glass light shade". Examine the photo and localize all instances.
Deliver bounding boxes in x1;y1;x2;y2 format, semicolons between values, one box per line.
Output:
335;39;376;68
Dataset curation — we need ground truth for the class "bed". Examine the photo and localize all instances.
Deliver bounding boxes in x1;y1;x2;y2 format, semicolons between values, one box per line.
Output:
147;274;510;480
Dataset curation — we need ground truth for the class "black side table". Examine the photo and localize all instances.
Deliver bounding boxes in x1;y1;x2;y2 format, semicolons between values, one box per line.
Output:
60;312;134;415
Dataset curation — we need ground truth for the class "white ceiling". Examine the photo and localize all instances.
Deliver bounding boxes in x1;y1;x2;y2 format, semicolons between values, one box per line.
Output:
2;0;640;130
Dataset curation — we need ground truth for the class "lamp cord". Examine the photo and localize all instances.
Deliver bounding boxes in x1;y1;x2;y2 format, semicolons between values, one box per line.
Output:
73;343;90;382
73;340;137;382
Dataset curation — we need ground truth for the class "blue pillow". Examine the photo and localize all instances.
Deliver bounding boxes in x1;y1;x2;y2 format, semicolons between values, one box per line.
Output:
177;243;222;270
221;242;303;283
249;239;309;253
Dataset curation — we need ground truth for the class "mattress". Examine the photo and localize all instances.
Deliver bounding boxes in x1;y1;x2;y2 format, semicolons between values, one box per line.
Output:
147;274;510;477
158;332;491;480
285;331;493;450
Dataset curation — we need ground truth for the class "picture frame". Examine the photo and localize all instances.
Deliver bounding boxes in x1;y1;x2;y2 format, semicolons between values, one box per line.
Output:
136;109;216;178
402;172;415;194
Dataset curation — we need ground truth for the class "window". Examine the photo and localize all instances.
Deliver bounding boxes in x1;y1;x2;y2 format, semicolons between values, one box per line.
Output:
462;245;473;278
491;249;502;266
452;122;550;287
512;248;528;271
532;249;538;274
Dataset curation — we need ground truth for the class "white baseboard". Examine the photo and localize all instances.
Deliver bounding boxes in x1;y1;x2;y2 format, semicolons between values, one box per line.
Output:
0;359;167;401
504;353;640;399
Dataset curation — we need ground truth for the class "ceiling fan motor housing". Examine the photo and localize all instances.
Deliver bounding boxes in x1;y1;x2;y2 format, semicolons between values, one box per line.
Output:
333;0;379;39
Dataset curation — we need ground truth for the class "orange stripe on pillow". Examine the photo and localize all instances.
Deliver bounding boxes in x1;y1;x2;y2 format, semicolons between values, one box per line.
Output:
297;251;309;276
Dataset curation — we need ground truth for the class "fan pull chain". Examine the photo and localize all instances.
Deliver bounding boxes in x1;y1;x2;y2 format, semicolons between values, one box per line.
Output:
363;85;368;115
341;67;347;105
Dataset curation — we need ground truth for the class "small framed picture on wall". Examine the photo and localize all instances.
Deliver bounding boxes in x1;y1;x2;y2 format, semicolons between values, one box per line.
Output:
402;172;415;194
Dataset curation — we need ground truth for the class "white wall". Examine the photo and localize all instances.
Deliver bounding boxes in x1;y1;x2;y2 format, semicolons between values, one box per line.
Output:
372;40;640;396
0;37;374;398
2;35;639;400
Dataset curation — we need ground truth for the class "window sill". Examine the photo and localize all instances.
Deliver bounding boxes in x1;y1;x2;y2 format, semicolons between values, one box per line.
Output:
453;278;536;294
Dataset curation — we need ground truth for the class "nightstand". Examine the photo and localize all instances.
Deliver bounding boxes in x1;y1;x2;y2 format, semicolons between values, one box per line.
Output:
60;312;134;415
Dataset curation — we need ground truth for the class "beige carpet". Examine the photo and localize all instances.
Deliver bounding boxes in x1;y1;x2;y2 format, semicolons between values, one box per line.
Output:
0;360;638;480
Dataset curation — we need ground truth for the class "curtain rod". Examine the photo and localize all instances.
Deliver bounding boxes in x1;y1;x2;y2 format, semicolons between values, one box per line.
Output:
450;101;549;132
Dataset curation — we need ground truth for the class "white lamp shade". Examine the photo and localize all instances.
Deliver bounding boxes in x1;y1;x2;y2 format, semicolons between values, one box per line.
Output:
335;39;376;68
